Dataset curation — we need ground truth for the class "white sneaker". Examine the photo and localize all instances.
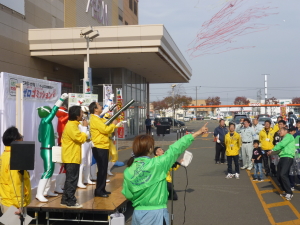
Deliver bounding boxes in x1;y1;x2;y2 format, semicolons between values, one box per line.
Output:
246;167;252;171
285;194;293;201
291;187;295;191
106;179;110;183
241;166;247;169
225;173;233;179
235;173;240;179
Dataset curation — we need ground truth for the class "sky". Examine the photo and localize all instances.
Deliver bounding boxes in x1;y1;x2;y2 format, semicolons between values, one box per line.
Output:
139;0;300;104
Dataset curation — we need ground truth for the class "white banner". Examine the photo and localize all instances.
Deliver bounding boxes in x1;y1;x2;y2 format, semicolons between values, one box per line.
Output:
0;72;61;188
68;93;98;108
6;73;60;101
103;84;113;104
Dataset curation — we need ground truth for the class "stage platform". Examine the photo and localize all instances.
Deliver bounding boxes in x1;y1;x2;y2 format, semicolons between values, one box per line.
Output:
27;173;128;224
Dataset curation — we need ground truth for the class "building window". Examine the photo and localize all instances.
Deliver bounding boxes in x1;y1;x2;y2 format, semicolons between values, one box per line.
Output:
125;21;128;25
129;0;133;10
119;14;123;22
134;1;137;15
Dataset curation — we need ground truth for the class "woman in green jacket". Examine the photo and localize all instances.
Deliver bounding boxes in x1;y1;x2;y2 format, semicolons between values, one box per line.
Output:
122;123;208;225
268;127;295;201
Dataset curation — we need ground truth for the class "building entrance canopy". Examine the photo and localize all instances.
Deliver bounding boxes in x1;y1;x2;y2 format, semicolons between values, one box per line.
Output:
28;25;192;83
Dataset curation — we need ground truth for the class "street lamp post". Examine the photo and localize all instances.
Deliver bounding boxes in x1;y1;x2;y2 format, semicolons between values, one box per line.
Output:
81;26;99;94
171;84;177;131
195;86;201;116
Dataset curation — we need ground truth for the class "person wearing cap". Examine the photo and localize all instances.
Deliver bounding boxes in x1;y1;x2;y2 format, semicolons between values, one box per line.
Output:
153;147;183;200
267;127;295;201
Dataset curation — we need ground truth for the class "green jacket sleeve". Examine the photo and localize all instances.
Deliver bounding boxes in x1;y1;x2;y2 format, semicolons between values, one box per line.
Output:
273;134;292;151
153;134;194;174
45;105;59;124
122;178;133;200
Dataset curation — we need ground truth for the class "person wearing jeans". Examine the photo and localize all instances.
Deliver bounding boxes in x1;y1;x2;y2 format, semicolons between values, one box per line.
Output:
61;106;88;208
225;123;241;179
251;140;264;181
214;119;228;164
268;127;296;201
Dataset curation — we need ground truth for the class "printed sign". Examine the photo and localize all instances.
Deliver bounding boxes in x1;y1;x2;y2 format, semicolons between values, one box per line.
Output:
116;88;125;138
6;73;60;101
86;0;108;25
103;84;113;104
68;93;98;108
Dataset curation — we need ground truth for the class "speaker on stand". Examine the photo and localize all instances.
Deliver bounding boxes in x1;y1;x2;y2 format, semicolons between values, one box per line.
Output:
10;141;35;225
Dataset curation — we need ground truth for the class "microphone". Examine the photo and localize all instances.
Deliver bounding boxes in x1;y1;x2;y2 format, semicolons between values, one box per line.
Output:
172;161;182;168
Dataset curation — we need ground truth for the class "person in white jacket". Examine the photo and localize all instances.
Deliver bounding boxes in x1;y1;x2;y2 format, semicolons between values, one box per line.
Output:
252;118;263;140
77;106;95;188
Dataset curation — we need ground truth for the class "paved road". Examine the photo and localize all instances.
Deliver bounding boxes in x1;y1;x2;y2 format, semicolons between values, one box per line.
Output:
115;120;300;225
24;120;300;224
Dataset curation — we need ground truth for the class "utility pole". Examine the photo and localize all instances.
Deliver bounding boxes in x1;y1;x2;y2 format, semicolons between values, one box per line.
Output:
195;86;201;116
171;84;177;131
263;74;269;115
257;89;262;114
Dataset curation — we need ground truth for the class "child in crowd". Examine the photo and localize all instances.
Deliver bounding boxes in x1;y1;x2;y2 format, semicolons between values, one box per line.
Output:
154;147;183;200
252;140;264;182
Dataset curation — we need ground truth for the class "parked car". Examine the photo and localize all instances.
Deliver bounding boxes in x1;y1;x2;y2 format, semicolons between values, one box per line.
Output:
154;117;185;128
257;114;270;119
196;116;204;120
258;117;274;127
233;114;248;124
183;117;191;122
210;116;217;120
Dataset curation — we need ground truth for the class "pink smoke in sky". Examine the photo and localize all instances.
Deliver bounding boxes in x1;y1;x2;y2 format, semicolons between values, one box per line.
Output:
188;0;278;58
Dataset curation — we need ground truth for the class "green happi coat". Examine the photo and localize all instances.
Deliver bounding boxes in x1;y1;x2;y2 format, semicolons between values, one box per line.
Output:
122;134;194;210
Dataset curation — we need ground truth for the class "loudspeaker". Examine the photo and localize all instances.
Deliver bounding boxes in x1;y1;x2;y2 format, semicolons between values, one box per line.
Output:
156;125;171;135
10;141;35;170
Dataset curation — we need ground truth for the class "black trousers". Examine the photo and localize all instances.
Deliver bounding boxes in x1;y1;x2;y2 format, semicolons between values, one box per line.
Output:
92;147;109;195
262;150;277;174
227;155;240;174
61;163;80;206
146;126;151;135
215;143;226;163
167;182;178;200
277;157;294;195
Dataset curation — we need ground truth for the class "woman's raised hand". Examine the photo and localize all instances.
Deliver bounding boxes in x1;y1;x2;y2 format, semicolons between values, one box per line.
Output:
192;122;208;138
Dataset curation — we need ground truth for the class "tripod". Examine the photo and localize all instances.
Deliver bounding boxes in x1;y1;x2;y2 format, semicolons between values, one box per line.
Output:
19;170;25;225
170;163;178;225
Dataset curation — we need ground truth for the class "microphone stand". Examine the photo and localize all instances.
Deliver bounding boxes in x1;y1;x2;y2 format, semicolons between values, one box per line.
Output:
19;170;25;225
170;163;178;225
